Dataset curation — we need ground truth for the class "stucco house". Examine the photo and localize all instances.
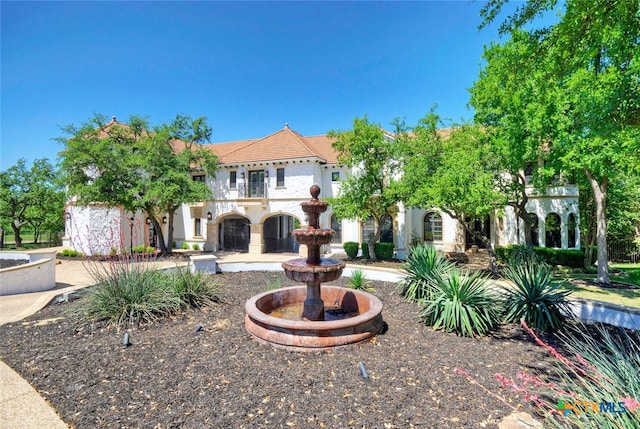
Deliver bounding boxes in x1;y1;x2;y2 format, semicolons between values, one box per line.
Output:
63;123;580;258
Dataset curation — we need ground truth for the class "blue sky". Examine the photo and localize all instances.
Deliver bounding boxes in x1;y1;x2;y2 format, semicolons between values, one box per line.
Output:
1;1;519;170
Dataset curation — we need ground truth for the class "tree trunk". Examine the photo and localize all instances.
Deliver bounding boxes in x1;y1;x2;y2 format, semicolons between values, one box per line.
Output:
585;168;609;285
462;220;499;276
11;222;22;247
367;219;381;261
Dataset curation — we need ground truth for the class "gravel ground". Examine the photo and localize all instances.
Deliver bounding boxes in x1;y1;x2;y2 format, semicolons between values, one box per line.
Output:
0;270;559;429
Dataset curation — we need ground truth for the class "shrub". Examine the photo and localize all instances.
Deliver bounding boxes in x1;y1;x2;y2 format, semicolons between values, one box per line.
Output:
456;321;640;429
132;245;156;254
349;269;374;292
343;242;359;259
419;269;501;337
496;245;584;268
192;243;200;251
361;242;370;259
60;249;82;257
76;264;181;327
76;261;220;328
499;321;640;429
535;247;584;268
398;243;455;302
181;242;189;250
171;268;220;307
501;261;572;331
374;242;394;260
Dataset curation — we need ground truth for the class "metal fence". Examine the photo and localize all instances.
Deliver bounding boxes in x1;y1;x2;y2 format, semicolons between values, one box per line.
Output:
607;239;640;263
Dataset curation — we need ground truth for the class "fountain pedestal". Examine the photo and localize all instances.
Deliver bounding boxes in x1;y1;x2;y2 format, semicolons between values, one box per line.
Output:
244;186;383;350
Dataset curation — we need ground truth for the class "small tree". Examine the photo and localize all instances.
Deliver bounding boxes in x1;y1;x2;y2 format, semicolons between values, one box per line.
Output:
327;116;402;261
0;158;63;247
400;115;505;275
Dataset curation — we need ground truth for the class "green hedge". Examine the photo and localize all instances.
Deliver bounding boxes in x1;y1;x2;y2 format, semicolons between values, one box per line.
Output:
343;242;359;259
361;242;370;259
496;245;584;268
375;242;394;260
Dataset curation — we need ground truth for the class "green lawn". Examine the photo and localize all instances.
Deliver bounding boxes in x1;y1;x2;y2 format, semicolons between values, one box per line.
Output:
559;263;640;309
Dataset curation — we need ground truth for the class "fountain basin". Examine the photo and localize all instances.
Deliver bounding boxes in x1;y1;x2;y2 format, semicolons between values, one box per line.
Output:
245;285;384;351
282;257;345;283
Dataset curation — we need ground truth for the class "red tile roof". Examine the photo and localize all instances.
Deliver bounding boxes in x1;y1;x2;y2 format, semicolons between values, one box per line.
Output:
205;125;339;165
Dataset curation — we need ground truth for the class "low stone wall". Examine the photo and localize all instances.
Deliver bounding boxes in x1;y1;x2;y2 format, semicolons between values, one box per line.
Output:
568;300;640;330
0;250;57;296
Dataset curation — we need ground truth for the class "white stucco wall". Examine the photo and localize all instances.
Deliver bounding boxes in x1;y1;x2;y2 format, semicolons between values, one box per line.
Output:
0;251;57;295
66;205;123;255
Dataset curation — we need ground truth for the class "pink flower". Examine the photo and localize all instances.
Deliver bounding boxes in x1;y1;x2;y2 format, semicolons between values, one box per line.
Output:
622;398;640;411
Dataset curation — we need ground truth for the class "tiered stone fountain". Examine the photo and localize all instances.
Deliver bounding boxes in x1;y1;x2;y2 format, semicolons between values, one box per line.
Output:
245;185;384;351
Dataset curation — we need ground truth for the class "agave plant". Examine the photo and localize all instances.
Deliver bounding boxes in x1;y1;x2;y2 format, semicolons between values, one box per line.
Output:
501;261;572;331
398;243;455;302
349;269;374;292
419;268;501;337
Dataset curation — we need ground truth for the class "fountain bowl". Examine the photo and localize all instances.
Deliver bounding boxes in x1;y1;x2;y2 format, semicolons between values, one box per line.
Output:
245;285;384;351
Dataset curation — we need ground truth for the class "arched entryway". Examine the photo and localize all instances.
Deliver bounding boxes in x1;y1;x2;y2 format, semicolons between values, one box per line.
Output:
545;213;561;248
465;216;490;249
219;216;250;252
264;214;299;253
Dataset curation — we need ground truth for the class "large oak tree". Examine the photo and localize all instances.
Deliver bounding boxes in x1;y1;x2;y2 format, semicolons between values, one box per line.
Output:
477;0;640;284
59;114;217;253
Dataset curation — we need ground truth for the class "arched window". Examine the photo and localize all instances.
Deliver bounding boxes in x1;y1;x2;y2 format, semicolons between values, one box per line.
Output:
545;213;561;248
568;213;577;248
380;214;393;243
528;213;539;246
330;214;342;244
423;212;443;241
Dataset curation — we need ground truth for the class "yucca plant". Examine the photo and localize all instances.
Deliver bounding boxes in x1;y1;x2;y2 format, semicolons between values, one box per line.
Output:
398;243;454;302
77;265;181;328
349;269;374;292
419;269;501;337
171;267;221;307
501;261;572;331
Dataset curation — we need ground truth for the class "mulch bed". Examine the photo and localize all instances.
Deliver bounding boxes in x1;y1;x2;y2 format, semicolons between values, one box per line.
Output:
0;270;562;428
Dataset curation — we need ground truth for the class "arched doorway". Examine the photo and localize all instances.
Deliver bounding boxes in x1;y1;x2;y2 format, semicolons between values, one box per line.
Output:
465;216;490;249
545;213;561;248
219;216;250;252
264;214;298;253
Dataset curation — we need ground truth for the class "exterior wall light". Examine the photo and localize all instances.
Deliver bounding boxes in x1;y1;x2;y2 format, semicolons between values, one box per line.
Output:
162;216;167;224
146;217;151;225
207;211;212;221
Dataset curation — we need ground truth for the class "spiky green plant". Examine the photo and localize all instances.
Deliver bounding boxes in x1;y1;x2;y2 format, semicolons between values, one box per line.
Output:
171;267;221;307
502;261;572;331
77;265;181;327
398;243;455;302
349;269;374;292
419;269;501;337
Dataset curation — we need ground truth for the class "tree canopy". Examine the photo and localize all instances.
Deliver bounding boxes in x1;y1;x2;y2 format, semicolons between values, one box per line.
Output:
327;116;403;260
0;158;64;247
59;114;218;253
475;0;640;284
